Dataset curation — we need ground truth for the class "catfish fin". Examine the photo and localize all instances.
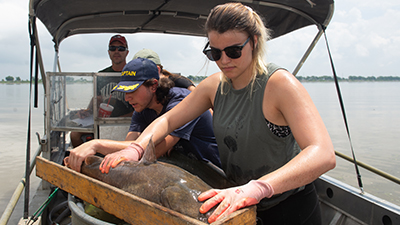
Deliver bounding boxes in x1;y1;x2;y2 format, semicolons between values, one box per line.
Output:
139;136;157;165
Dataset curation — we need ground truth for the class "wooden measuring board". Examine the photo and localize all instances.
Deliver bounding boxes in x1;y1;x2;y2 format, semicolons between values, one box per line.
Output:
35;156;256;224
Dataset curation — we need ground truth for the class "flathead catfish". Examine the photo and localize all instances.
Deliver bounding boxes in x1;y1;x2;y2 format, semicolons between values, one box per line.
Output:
80;139;214;223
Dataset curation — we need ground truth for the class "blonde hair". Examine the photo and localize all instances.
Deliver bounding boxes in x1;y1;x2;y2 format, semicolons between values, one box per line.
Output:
204;2;270;93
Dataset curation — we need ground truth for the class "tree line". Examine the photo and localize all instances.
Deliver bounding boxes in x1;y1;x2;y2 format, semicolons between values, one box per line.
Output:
188;75;400;83
295;75;400;82
2;75;400;84
1;76;42;83
188;75;400;82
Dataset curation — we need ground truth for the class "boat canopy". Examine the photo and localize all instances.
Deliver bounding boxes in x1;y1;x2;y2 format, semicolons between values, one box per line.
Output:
30;0;334;47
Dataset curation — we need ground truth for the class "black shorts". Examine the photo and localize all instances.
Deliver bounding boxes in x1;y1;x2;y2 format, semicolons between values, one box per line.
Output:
256;182;321;225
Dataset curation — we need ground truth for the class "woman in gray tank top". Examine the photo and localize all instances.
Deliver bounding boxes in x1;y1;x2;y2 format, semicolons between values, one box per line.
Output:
103;2;336;224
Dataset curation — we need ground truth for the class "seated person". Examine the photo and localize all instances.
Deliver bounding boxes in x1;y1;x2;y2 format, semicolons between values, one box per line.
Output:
161;69;196;91
70;35;133;147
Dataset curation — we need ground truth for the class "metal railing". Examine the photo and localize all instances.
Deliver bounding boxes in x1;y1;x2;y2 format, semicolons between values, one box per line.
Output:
0;146;42;225
335;151;400;185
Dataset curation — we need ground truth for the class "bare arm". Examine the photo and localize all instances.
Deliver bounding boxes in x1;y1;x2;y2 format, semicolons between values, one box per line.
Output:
125;131;140;141
134;73;220;150
126;127;181;158
259;69;336;194
67;139;133;172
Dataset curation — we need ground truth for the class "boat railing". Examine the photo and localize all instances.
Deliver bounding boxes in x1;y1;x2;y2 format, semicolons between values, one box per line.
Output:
0;145;42;225
335;151;400;185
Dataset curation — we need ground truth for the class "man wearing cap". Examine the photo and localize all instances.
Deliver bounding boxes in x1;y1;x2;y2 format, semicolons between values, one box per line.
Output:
133;49;196;91
96;34;133;117
100;34;129;72
67;58;220;173
70;35;133;147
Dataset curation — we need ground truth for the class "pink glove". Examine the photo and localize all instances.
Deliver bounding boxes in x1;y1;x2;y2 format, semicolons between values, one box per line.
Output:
99;143;144;174
198;180;274;223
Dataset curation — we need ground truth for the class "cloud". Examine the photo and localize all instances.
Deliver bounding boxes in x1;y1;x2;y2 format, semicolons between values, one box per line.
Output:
0;1;26;39
303;1;400;77
0;0;31;78
1;0;399;80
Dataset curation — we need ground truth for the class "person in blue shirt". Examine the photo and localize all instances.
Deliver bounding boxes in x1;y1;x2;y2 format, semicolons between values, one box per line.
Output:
67;58;220;173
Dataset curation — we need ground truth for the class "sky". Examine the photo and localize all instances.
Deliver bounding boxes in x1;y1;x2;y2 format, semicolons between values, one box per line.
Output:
0;0;399;80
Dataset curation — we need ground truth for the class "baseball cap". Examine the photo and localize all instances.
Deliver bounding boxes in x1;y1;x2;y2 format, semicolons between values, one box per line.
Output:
112;58;159;93
133;49;161;65
109;35;128;48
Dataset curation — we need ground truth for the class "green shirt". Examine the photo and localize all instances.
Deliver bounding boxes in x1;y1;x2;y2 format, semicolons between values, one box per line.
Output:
213;63;302;210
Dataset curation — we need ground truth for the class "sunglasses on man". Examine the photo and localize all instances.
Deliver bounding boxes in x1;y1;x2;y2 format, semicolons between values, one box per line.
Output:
203;37;250;61
109;46;128;52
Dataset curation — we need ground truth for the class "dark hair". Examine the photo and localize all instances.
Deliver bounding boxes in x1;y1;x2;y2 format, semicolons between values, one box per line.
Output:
162;69;195;87
142;78;174;105
161;69;177;78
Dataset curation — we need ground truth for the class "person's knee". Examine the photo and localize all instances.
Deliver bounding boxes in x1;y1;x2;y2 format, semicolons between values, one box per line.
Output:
70;132;81;141
70;132;83;147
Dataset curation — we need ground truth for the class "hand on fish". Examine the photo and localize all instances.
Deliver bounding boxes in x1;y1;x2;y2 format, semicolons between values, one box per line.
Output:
64;142;97;172
198;180;274;223
99;142;144;173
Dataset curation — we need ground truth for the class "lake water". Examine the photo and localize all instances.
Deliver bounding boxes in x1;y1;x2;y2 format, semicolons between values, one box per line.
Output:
1;81;400;223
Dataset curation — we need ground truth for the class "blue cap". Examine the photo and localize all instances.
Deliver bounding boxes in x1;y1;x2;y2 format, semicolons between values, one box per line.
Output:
112;58;159;93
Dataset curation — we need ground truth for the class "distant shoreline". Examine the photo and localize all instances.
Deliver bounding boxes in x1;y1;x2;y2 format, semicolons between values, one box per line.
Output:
1;75;400;84
188;75;400;83
296;75;400;82
0;81;38;84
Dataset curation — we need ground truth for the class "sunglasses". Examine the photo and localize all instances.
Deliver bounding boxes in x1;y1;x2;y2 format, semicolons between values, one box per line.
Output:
203;37;250;61
109;46;127;52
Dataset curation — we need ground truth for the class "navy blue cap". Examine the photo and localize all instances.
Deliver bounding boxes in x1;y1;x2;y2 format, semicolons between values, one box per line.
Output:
112;58;159;93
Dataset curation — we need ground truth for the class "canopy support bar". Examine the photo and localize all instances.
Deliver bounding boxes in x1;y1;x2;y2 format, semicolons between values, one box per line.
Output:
292;27;324;76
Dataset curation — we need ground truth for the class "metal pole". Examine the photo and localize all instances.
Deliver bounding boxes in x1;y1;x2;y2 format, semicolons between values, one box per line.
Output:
335;151;400;185
292;28;324;76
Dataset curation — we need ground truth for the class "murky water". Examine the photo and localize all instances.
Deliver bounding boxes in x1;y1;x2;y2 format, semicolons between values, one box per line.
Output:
1;81;399;224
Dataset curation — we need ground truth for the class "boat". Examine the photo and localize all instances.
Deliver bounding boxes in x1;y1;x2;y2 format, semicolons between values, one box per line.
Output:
1;0;400;224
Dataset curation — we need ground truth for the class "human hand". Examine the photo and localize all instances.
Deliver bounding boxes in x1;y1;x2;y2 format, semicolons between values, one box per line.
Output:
64;141;97;172
198;180;274;223
99;142;144;174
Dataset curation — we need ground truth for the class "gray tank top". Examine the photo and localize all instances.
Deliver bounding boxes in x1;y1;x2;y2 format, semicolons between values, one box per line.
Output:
213;63;302;210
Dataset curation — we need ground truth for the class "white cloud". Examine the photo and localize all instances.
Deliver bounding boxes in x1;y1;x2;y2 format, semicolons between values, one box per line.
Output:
355;44;369;57
1;0;400;80
0;2;26;40
310;1;400;77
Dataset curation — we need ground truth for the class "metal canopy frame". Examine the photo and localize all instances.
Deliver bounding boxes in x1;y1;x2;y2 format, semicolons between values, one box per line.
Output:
29;0;334;81
30;0;334;45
